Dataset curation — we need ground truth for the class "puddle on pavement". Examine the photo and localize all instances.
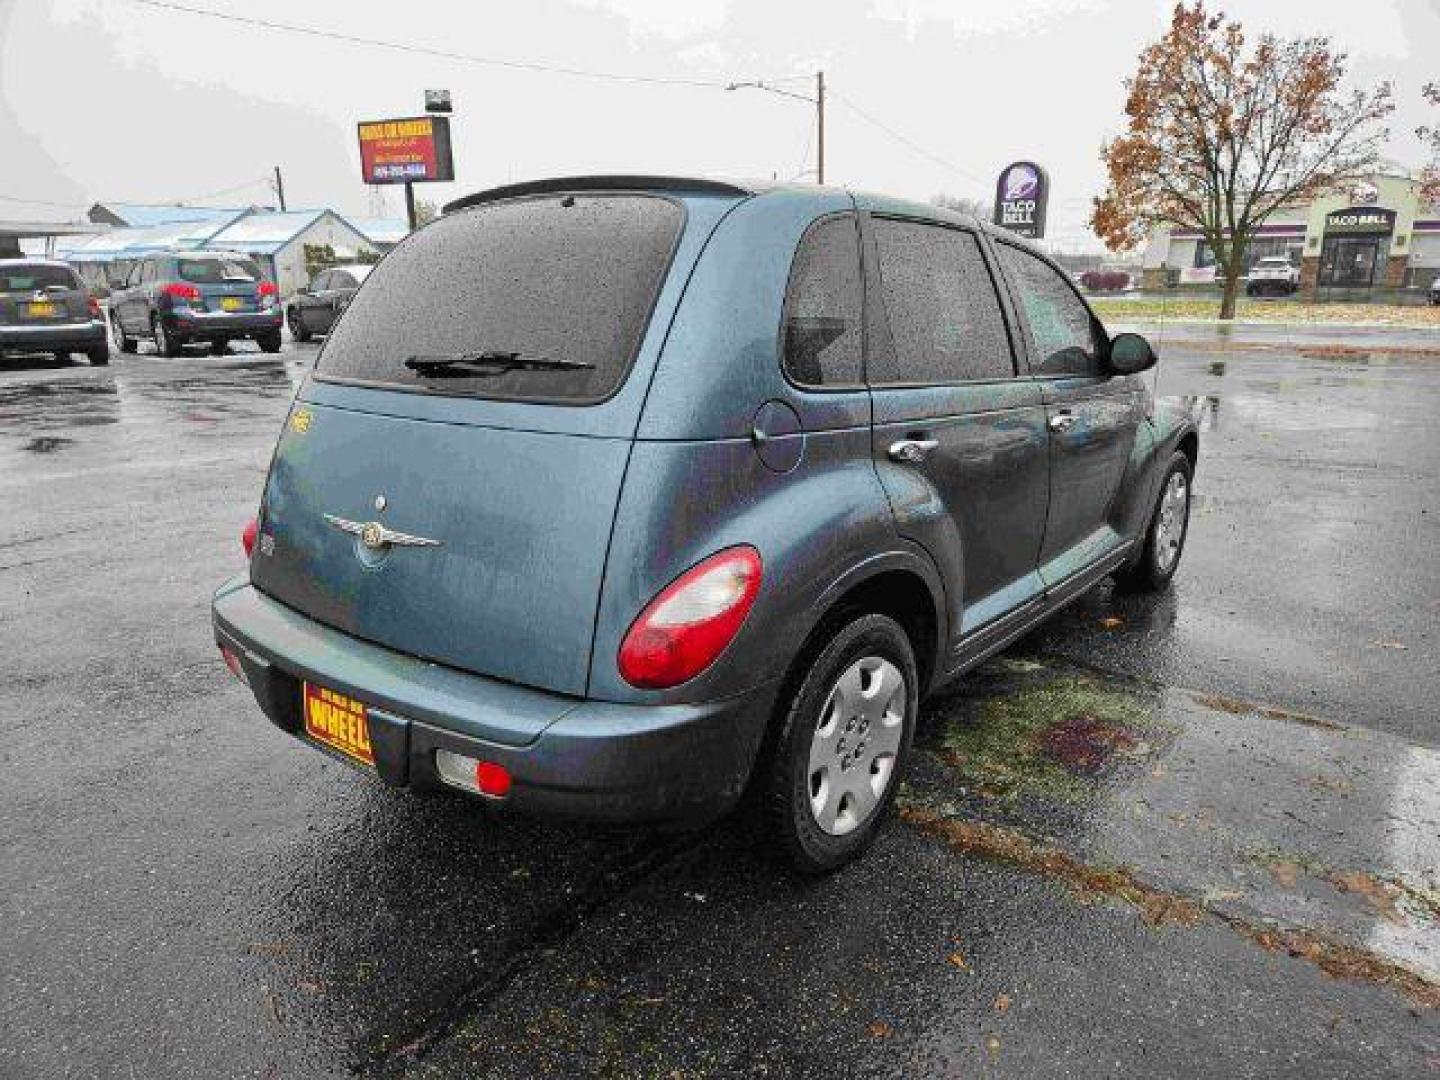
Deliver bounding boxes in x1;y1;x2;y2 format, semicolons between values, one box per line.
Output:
23;435;75;454
910;658;1440;999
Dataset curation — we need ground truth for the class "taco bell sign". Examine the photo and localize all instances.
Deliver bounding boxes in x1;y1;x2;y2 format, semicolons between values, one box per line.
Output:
993;161;1049;239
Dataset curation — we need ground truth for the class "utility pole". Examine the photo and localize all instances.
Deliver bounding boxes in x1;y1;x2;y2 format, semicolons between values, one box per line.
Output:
404;182;417;230
816;70;825;185
272;166;287;211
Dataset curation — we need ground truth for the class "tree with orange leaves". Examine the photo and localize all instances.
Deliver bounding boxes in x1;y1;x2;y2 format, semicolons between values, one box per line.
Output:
1092;3;1393;318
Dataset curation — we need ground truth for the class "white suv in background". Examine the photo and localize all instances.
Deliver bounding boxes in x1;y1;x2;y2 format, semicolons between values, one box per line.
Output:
1246;256;1300;296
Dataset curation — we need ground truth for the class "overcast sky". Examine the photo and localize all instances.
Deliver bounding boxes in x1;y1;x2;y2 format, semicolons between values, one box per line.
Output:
2;0;1436;251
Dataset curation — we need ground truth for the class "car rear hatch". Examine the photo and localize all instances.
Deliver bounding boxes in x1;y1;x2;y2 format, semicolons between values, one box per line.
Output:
0;263;88;326
175;254;266;314
248;186;743;702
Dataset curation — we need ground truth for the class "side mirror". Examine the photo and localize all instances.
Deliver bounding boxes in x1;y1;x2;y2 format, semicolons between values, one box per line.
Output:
1107;332;1157;376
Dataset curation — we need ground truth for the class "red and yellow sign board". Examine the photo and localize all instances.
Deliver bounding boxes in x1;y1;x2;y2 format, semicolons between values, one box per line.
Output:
303;682;375;766
357;115;454;185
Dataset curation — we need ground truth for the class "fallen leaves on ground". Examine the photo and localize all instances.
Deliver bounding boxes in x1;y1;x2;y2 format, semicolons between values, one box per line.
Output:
1326;871;1405;925
994;993;1013;1014
867;1020;894;1039
1269;860;1301;888
946;950;969;971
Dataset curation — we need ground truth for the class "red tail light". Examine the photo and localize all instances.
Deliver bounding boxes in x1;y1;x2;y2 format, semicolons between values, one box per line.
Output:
87;295;101;318
256;281;278;298
241;516;258;558
160;282;201;303
618;546;762;689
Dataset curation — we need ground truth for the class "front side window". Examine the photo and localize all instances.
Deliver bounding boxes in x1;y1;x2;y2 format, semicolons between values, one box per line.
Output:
871;219;1014;385
996;243;1100;377
317;193;683;403
781;213;863;387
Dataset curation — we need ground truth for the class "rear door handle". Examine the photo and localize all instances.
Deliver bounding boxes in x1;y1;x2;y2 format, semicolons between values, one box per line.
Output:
888;438;939;464
1048;410;1077;433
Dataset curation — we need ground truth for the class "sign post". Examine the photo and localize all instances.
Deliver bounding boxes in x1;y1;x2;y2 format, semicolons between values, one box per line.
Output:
993;161;1049;240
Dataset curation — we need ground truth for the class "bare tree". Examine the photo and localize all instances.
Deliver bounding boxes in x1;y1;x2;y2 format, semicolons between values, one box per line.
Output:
931;193;992;222
1092;2;1393;318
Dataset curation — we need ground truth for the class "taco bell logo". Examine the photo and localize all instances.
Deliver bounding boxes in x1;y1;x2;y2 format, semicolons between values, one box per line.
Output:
993;160;1049;240
1003;165;1040;201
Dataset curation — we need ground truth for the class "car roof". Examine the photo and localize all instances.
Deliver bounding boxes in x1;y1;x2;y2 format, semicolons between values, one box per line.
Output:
322;263;372;274
0;257;74;267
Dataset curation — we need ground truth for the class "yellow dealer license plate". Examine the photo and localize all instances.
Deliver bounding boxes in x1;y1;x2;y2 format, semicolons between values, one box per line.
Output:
303;683;374;767
220;297;244;311
24;301;57;318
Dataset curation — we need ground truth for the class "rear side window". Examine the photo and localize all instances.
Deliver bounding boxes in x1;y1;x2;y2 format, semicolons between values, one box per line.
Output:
0;264;79;291
782;214;863;387
178;257;260;284
317;194;684;403
870;219;1014;385
995;243;1100;376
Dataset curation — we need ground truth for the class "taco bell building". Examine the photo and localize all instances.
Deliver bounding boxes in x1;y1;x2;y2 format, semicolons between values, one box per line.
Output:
1140;173;1440;295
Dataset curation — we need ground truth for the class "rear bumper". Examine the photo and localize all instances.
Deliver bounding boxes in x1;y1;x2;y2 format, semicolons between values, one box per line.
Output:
166;308;283;338
0;320;106;353
211;578;778;825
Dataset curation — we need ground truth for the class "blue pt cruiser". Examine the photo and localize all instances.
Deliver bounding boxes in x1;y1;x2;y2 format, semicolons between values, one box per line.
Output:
213;176;1198;871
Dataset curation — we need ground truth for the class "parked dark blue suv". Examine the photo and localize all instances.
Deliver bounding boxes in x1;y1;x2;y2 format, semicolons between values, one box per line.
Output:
109;250;283;356
213;176;1197;871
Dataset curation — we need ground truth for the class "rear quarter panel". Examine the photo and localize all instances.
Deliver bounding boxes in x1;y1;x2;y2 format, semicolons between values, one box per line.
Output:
591;189;944;705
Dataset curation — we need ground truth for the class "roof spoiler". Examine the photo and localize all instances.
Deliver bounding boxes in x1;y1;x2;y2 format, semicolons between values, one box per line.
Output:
442;175;755;214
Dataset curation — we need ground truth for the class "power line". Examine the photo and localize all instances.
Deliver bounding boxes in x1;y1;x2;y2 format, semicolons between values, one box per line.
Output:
831;91;987;187
0;193;88;210
129;0;731;88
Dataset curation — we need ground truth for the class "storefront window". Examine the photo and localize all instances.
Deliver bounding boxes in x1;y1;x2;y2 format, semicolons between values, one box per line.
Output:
1194;236;1303;271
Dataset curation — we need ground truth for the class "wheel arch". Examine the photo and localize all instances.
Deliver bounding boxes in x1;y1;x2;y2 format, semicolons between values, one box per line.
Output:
790;550;947;697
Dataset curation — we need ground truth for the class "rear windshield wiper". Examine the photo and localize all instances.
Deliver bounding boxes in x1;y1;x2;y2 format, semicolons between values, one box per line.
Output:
403;351;596;378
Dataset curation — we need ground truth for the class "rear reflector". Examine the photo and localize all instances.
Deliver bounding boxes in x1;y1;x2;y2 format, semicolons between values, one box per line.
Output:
434;749;512;799
219;644;249;685
241;516;258;558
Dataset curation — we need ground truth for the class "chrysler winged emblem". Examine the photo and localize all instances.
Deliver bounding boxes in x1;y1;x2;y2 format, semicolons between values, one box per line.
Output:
324;514;443;552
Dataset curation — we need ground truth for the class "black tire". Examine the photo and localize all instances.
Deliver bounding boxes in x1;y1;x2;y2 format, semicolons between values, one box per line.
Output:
211;339;230;357
111;315;136;354
1114;451;1193;593
153;315;182;358
88;345;110;366
256;329;283;353
764;613;917;873
287;309;312;343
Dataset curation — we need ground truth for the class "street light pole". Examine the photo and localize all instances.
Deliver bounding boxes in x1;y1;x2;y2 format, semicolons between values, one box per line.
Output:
726;72;827;185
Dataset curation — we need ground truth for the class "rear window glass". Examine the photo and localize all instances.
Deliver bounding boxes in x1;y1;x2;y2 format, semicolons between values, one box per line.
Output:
178;257;260;283
316;194;683;403
0;264;79;291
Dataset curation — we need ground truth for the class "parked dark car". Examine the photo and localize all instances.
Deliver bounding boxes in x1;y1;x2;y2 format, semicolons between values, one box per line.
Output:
213;176;1199;872
286;264;374;342
1430;276;1440;306
0;259;109;365
108;250;283;356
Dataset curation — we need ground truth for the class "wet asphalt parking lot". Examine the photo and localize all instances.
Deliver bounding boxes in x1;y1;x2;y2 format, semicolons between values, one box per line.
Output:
1;322;1437;1078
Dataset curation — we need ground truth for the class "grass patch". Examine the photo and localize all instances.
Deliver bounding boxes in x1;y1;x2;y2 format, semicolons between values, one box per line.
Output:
937;675;1169;803
1089;296;1440;328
